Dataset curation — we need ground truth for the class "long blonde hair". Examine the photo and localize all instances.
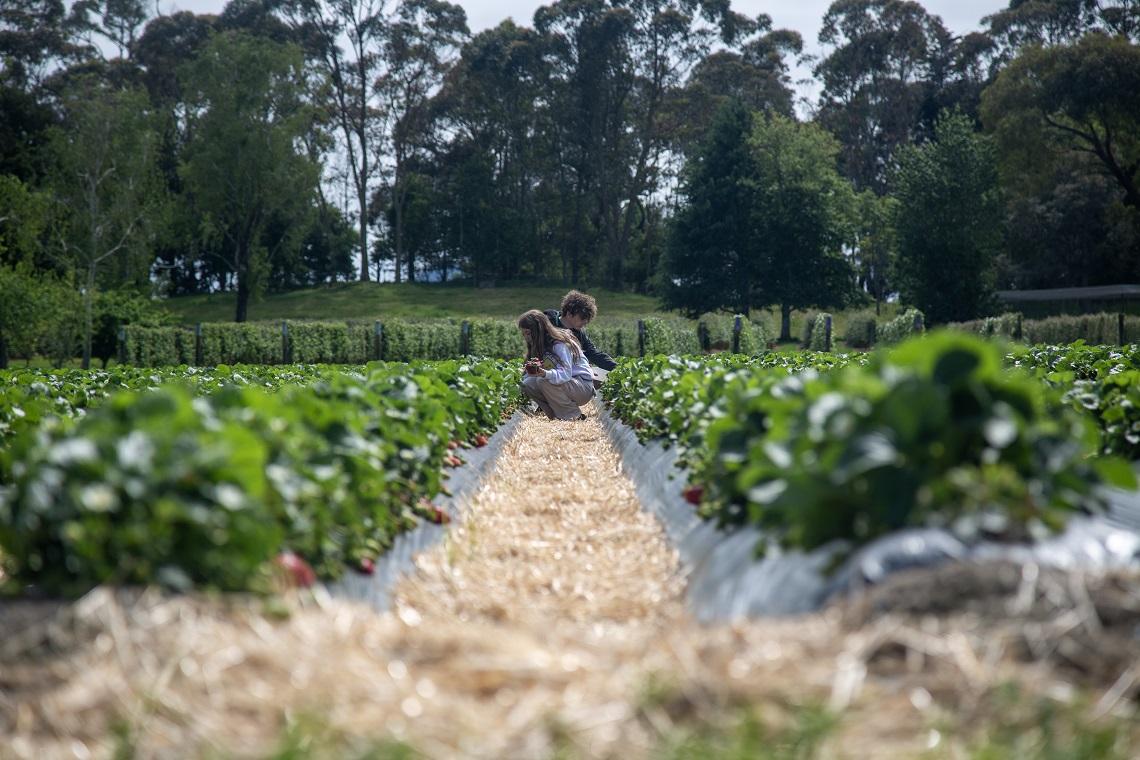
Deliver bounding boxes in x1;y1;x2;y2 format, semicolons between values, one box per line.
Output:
517;309;582;364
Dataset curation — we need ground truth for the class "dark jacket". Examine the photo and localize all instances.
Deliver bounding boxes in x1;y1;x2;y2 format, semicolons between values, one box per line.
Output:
544;309;617;371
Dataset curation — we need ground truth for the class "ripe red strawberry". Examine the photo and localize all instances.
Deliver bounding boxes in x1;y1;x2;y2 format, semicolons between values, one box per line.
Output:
274;551;316;588
682;485;704;506
473;434;489;447
444;454;463;467
431;506;451;524
357;557;376;575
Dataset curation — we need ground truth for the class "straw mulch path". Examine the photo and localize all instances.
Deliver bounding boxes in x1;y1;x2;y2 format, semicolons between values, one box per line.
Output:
3;411;1140;759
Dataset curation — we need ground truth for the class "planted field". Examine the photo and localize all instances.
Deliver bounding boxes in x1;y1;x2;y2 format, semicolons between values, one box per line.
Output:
1;360;518;593
2;336;1139;758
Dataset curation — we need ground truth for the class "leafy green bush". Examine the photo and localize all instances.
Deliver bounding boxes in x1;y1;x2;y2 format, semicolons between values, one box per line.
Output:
698;313;771;354
382;319;462;361
123;326;194;366
1064;371;1140;460
588;320;637;357
1007;342;1140;381
1022;313;1140;345
800;311;818;347
842;314;877;349
200;322;282;365
468;318;523;358
92;290;172;367
0;387;284;593
877;307;924;345
694;332;1132;554
289;321;371;363
643;317;701;356
0;359;521;594
947;312;1022;340
808;313;832;351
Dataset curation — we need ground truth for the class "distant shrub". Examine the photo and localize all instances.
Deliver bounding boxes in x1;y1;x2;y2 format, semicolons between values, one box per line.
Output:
1022;313;1140;345
801;311;819;348
698;313;771;354
123;326;194;366
290;322;358;363
642;317;701;356
947;312;1022;340
586;320;635;357
381;319;461;361
808;313;832;351
468;318;523;358
200;323;281;365
878;308;925;345
843;314;877;349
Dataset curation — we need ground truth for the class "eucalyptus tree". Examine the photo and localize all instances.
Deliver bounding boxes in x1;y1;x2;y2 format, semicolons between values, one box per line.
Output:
375;0;467;282
814;0;955;193
178;32;320;322
748;113;858;339
981;33;1140;210
892;110;1001;324
661;99;758;316
983;0;1139;64
66;0;148;60
279;0;389;282
534;0;753;287
671;16;802;154
46;80;165;367
433;20;550;282
0;0;75;89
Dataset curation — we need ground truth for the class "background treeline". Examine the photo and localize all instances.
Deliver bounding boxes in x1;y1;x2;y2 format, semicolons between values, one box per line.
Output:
1;0;1139;364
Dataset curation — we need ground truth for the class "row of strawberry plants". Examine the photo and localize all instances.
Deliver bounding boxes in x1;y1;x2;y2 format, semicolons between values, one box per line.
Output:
602;334;1136;557
1005;344;1140;460
0;359;519;595
0;364;355;463
1007;342;1140;381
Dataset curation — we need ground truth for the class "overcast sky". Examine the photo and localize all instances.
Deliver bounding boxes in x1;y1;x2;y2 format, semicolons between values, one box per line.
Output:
160;0;1010;109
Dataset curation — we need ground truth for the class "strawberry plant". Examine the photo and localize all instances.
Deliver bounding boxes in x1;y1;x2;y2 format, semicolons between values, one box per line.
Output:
0;358;522;595
692;333;1134;553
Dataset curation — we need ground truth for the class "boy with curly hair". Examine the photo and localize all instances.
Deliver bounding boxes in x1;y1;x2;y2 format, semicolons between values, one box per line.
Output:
544;290;617;375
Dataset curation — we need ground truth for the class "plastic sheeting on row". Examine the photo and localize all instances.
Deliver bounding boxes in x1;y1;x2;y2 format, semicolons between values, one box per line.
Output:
594;398;1140;621
328;412;524;611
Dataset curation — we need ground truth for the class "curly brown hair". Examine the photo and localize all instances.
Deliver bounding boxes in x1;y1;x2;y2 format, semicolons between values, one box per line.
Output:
560;290;598;321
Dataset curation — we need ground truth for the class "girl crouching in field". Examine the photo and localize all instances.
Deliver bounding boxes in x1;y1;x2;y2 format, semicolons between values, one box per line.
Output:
517;309;594;420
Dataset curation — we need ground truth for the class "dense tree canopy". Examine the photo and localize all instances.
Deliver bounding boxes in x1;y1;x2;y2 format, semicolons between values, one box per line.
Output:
892;110;1002;323
0;0;1136;348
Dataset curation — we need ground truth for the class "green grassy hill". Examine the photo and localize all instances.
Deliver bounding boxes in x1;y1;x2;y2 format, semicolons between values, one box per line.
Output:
164;282;662;324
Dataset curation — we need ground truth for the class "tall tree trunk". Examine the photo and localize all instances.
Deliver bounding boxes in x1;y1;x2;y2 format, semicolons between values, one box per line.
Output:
82;263;96;369
393;181;403;284
780;303;792;342
358;177;370;282
235;252;250;323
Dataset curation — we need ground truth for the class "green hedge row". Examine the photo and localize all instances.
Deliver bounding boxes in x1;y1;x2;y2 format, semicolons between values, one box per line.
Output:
122;315;778;367
946;312;1140;346
877;308;925;345
698;313;771;354
1022;313;1140;346
807;313;833;351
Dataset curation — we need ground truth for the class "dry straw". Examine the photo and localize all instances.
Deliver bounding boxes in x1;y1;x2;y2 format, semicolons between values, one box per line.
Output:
2;412;1139;758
